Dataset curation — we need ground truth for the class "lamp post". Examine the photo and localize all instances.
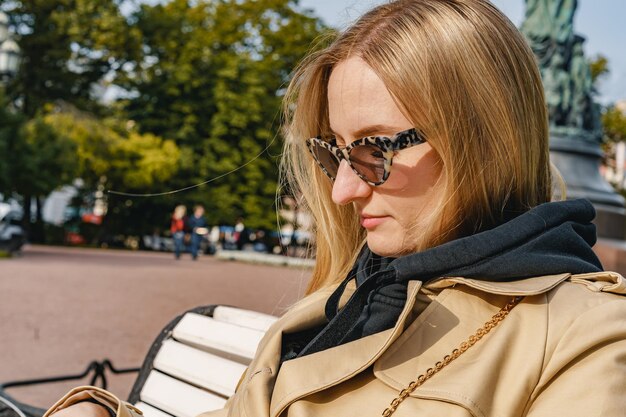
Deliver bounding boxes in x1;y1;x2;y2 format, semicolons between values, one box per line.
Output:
0;11;20;82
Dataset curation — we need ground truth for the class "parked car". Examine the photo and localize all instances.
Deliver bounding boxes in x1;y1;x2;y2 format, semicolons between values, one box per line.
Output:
0;202;25;253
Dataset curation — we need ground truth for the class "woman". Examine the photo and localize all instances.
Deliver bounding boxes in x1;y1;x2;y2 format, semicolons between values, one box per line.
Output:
170;205;187;260
46;1;626;416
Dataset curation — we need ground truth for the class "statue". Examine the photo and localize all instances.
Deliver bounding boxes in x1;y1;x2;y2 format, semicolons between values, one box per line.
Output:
521;0;576;63
569;35;602;133
521;0;601;142
521;0;626;239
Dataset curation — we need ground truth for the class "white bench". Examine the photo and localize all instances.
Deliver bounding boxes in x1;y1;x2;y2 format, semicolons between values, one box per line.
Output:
127;306;278;417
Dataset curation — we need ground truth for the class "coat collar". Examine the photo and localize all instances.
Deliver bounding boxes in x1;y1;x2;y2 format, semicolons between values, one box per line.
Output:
264;274;571;417
239;271;623;417
424;273;572;295
424;271;626;296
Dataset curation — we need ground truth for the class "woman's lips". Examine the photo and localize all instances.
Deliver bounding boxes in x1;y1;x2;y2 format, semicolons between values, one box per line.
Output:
360;215;389;229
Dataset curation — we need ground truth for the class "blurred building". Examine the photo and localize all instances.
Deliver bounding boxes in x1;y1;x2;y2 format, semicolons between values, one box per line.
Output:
41;179;106;225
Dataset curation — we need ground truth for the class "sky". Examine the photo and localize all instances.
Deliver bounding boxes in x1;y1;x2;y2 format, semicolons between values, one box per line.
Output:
298;0;626;105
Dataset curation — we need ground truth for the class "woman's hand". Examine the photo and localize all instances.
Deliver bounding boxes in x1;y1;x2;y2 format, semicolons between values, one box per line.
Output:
49;401;111;417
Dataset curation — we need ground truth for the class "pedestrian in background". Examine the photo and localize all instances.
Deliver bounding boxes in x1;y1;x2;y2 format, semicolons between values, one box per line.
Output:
170;205;186;260
187;205;208;260
234;217;245;250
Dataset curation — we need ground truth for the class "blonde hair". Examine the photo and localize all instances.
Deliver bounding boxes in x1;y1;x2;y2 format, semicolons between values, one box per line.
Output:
282;0;552;293
173;205;187;220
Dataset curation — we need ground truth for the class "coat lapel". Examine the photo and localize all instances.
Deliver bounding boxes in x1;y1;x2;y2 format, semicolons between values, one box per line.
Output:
229;287;338;417
233;272;615;417
268;281;423;417
245;286;338;380
372;286;548;417
236;272;582;417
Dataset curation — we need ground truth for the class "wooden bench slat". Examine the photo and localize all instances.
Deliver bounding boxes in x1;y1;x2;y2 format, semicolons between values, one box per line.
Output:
173;313;264;363
153;339;246;397
134;402;172;417
212;306;278;332
140;371;227;417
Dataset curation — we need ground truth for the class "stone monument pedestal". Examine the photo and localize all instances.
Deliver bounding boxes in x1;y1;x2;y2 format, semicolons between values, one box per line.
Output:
593;205;626;241
550;134;626;240
594;238;626;276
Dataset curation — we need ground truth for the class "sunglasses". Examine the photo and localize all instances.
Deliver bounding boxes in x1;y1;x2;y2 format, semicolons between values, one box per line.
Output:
306;128;427;186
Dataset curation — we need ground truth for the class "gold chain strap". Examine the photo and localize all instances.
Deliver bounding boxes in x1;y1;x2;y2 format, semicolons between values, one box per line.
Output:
381;296;524;417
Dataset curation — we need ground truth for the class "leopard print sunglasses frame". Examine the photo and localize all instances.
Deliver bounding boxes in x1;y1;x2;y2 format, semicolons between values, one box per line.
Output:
306;128;427;186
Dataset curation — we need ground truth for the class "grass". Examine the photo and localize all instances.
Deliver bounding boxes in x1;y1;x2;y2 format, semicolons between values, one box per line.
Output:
0;250;11;258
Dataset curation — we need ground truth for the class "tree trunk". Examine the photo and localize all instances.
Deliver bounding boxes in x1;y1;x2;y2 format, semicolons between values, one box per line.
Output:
22;194;32;242
33;196;45;243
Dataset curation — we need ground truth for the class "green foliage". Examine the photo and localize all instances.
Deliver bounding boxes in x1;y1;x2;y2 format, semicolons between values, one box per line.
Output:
590;57;626;193
4;103;177;206
0;94;24;194
589;55;609;85
113;132;181;189
1;0;327;238
590;56;626;147
1;94;77;200
602;106;626;145
12;114;79;196
601;105;626;198
42;111;118;183
39;108;183;238
3;0;140;116
1;0;142;241
42;109;182;192
117;0;329;229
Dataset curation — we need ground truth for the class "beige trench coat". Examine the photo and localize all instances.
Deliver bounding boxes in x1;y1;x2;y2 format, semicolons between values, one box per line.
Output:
46;271;626;417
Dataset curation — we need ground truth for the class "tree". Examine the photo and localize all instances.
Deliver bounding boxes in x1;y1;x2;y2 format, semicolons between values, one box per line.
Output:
589;56;626;147
589;56;626;197
2;0;328;241
0;93;24;197
602;106;626;145
1;0;141;240
13;113;79;196
2;0;140;116
589;54;609;85
0;109;79;240
116;0;329;229
600;104;626;202
41;108;182;240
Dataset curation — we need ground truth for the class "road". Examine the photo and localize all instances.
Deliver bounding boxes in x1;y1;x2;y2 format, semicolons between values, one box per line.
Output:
0;245;310;409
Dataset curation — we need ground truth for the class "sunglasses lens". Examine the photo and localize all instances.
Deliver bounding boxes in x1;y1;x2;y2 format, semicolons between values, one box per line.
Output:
349;145;385;183
311;142;340;179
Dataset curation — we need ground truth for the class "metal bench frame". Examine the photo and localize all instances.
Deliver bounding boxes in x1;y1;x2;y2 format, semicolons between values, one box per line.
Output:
0;304;243;417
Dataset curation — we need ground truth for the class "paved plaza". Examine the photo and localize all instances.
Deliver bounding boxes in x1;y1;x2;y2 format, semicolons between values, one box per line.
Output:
0;245;310;409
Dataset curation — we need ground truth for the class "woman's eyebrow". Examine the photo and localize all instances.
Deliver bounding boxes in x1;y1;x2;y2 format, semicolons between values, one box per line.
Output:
330;124;400;139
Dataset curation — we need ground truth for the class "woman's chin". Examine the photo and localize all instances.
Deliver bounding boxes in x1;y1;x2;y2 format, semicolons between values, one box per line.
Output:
366;235;410;258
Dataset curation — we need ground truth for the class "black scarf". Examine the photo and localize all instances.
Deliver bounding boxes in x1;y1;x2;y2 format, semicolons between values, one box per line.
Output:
282;199;602;361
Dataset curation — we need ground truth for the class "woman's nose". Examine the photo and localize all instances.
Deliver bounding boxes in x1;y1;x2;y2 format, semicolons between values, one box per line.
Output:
331;160;372;205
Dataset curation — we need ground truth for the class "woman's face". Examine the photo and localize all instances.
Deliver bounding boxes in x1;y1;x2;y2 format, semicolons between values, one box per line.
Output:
327;57;444;256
